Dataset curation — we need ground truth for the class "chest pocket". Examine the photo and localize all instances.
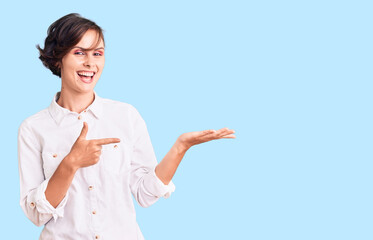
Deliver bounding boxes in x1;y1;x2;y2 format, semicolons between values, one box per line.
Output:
101;141;131;176
42;151;69;179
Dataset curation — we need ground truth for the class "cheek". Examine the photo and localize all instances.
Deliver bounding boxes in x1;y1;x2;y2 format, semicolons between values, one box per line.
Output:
95;71;103;80
61;58;80;74
99;59;105;69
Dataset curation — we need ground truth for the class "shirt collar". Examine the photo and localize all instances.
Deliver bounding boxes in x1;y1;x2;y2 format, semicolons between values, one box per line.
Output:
48;90;103;126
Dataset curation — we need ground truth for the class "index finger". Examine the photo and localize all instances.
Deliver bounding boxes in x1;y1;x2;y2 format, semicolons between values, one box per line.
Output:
93;138;121;145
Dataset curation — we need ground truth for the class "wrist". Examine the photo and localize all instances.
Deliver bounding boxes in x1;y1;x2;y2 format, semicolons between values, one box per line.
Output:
62;154;79;173
175;138;190;154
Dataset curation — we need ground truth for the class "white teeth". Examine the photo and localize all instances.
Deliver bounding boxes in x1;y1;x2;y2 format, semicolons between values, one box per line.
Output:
77;71;94;77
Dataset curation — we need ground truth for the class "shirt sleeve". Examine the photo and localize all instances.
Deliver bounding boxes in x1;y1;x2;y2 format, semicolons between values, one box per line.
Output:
129;106;175;208
18;120;69;226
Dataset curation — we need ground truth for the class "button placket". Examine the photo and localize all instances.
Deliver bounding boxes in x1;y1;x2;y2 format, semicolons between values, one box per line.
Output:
86;160;101;231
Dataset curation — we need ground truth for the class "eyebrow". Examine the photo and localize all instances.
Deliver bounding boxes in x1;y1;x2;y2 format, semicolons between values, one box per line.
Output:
72;46;105;51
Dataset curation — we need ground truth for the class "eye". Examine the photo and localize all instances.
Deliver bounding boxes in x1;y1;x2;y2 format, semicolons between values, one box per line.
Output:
74;51;84;55
94;52;103;56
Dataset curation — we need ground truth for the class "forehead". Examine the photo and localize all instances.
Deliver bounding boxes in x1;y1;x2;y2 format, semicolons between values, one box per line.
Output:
75;29;104;49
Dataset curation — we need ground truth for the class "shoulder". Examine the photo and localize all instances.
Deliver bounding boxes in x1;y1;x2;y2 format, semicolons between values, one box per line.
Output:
99;96;141;118
18;109;50;133
18;109;50;148
100;96;134;110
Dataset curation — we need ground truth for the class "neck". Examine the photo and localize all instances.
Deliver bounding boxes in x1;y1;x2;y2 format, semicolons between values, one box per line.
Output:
57;89;95;114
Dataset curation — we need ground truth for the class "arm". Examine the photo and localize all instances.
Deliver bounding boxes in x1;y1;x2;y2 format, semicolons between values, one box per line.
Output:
154;139;187;185
18;121;119;226
44;157;77;208
128;105;235;206
155;128;236;185
129;106;177;207
18;121;68;226
45;122;120;208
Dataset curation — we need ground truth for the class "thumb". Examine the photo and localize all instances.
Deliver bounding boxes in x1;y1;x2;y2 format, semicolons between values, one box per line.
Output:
78;122;88;139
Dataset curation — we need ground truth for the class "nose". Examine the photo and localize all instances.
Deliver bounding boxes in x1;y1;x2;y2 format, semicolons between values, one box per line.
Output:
83;54;94;68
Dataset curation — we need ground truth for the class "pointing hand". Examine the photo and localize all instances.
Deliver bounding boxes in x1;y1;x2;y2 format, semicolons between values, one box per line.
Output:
67;122;121;170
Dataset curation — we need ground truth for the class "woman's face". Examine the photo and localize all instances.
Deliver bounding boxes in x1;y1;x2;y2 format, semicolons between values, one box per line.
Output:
60;29;105;94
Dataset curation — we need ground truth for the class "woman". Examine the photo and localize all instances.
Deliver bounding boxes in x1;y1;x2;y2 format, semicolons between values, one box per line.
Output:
18;13;235;239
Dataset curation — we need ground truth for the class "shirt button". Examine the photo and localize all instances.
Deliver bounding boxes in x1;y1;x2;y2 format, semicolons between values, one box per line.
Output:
78;115;82;120
114;144;118;149
92;210;96;215
30;202;35;207
95;235;100;239
88;185;94;190
53;154;57;158
84;110;87;113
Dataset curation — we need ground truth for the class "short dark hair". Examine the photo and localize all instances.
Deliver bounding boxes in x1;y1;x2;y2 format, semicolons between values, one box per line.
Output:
36;13;105;78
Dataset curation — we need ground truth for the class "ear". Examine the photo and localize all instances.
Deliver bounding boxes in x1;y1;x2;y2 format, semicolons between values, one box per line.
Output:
55;61;61;68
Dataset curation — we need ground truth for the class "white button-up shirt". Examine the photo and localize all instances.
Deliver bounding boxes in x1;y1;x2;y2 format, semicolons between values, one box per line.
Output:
18;91;175;240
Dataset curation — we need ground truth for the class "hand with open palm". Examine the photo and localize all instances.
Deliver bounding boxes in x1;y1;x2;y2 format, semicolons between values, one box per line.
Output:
176;127;236;151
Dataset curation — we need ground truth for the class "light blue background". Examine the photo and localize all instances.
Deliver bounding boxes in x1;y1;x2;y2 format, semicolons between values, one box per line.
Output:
1;1;372;239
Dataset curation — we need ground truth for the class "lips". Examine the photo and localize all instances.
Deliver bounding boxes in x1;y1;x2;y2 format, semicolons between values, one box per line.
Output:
77;71;96;84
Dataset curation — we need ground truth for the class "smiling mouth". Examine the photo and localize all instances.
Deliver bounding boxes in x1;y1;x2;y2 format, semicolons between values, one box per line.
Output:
77;71;96;83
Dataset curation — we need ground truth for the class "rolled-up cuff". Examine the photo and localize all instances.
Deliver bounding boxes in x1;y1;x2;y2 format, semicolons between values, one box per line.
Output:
144;168;176;199
27;178;69;222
